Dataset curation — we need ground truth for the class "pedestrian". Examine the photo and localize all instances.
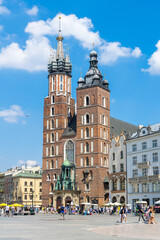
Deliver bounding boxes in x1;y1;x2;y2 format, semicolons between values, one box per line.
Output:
137;204;145;223
5;205;9;217
149;206;157;224
60;204;65;220
121;205;127;223
11;206;15;217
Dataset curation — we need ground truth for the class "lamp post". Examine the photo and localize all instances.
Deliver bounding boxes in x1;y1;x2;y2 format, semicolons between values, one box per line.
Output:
31;189;34;208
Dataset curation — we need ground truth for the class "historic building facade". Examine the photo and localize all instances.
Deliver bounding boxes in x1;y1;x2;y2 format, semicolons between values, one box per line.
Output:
42;18;110;208
126;124;160;208
109;132;126;204
109;118;138;204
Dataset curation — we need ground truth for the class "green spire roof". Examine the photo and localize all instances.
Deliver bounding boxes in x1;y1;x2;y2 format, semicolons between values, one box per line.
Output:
62;159;71;167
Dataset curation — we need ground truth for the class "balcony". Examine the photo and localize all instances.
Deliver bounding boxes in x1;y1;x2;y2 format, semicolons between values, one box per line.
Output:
128;176;148;182
129;174;160;182
149;174;160;181
137;161;150;168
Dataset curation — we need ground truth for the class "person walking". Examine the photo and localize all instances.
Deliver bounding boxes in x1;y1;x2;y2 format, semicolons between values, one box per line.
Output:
121;205;127;223
137;204;145;223
149;206;157;224
5;205;9;217
11;206;15;217
60;204;65;220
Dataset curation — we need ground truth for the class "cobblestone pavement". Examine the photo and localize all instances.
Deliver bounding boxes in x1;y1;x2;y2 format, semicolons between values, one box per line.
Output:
0;213;159;240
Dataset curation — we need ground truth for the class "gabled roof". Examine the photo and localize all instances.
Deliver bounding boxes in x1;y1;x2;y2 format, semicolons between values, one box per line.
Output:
110;117;138;137
62;115;138;138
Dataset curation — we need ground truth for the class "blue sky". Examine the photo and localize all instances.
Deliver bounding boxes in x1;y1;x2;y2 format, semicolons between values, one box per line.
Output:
0;0;160;171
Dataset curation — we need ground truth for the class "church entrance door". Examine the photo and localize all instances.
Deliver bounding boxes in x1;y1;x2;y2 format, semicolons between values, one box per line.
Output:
65;196;71;207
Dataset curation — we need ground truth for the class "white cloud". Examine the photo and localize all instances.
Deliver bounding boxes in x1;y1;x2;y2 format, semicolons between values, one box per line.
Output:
0;3;10;14
0;37;50;71
0;13;142;71
26;5;38;16
0;25;3;31
18;159;25;165
99;42;142;65
142;40;160;75
0;105;25;123
25;160;37;168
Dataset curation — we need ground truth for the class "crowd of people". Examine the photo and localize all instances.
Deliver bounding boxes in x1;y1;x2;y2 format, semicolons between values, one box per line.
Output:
0;203;158;224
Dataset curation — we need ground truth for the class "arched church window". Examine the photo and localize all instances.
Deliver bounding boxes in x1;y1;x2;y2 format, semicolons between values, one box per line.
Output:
51;146;54;156
86;157;89;166
65;140;74;163
102;97;105;107
51;119;54;129
53;173;57;180
86;142;89;153
51;107;54;116
52;76;55;91
60;75;63;91
85;96;90;106
86;114;90;124
86;127;89;138
51;160;54;169
52;133;54;142
52;95;55;104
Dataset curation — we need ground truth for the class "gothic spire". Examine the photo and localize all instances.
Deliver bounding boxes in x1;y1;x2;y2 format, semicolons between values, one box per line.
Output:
56;16;64;60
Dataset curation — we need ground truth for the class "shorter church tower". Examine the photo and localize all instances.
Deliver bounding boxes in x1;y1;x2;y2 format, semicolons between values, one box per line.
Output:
76;48;110;205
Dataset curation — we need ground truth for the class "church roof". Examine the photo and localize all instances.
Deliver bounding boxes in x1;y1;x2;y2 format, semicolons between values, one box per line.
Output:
62;115;138;138
62;115;77;138
110;117;138;137
62;159;71;167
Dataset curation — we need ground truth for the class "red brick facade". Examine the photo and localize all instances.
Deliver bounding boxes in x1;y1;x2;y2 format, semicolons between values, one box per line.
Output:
42;32;110;207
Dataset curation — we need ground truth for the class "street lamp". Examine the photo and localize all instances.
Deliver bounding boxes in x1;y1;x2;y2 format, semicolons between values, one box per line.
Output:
31;189;34;208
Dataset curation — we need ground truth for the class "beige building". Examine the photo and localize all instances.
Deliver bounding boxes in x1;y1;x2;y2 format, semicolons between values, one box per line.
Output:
12;171;42;207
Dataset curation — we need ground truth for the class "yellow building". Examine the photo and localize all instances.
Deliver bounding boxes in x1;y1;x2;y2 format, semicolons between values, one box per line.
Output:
12;171;42;207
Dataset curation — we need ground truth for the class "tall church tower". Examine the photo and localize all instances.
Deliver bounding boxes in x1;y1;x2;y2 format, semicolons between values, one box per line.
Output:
76;49;110;205
42;17;75;207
